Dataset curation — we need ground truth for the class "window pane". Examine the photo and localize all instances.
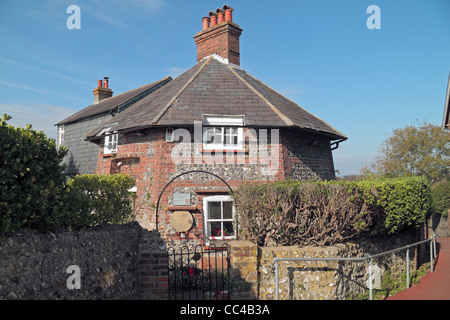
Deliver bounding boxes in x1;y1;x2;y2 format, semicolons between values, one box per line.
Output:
231;127;238;134
208;202;221;219
223;221;234;237
223;201;233;219
225;135;231;145
209;222;222;238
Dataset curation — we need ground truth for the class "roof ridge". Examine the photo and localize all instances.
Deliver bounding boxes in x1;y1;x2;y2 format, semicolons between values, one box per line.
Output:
226;65;294;126
152;57;213;125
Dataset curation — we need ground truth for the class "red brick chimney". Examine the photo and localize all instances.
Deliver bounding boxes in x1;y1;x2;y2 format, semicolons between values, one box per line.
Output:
193;5;243;66
93;77;113;103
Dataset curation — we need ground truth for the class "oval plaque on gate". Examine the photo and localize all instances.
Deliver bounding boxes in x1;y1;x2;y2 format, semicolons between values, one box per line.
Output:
170;211;193;233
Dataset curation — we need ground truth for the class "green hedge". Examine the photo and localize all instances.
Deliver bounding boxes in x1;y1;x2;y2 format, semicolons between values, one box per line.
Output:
0;114;136;236
65;174;136;228
431;180;450;216
232;176;431;246
344;176;431;234
0;115;68;235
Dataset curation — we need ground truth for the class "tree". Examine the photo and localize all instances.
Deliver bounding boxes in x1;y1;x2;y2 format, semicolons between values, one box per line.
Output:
363;122;450;183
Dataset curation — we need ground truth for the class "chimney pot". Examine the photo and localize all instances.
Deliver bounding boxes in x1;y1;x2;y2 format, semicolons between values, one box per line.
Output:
224;9;232;21
209;11;217;27
93;77;113;103
202;16;210;30
216;8;225;23
194;7;242;65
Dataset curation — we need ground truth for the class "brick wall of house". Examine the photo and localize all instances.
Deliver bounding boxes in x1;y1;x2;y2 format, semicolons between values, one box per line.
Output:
95;127;335;246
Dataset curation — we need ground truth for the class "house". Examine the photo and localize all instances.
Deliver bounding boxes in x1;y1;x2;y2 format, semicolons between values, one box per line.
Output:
55;77;171;175
80;5;346;246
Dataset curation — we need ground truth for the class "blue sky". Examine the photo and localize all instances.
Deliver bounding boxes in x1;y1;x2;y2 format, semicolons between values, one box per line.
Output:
1;0;449;176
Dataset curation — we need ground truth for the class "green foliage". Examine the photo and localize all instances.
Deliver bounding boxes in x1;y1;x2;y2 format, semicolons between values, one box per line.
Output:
232;176;431;246
348;176;431;234
364;122;450;184
65;174;136;228
0;115;136;236
431;180;450;216
0;114;68;235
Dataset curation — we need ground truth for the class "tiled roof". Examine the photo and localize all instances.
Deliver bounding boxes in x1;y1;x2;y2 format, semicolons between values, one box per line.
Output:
56;77;172;125
87;56;346;140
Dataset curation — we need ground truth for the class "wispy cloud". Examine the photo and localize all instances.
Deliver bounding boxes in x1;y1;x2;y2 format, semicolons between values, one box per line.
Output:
1;103;77;139
82;0;164;29
0;80;86;102
164;67;187;78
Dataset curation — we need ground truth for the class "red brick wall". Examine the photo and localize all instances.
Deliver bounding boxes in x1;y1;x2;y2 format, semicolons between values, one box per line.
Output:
96;127;335;246
194;21;242;65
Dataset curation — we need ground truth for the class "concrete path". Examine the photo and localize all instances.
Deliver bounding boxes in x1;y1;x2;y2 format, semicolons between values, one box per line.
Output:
387;238;450;300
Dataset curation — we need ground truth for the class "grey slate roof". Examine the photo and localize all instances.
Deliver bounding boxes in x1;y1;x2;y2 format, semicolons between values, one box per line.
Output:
56;77;172;125
86;56;346;140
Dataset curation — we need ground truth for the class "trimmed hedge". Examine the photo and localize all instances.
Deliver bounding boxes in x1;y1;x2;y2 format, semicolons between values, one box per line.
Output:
232;176;431;247
431;180;450;216
65;174;136;228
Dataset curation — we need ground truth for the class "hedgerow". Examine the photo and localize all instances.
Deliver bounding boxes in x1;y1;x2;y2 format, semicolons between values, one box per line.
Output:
0;115;136;236
232;176;431;247
431;180;450;216
65;174;136;228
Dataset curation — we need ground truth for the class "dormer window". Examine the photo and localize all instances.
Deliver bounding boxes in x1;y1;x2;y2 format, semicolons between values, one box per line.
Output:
104;128;118;154
203;115;244;150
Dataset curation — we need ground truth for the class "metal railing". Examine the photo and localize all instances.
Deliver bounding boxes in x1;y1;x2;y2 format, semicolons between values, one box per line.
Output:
274;234;437;300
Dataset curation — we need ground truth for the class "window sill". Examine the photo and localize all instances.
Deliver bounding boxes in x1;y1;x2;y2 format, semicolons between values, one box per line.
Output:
167;206;197;211
102;153;117;158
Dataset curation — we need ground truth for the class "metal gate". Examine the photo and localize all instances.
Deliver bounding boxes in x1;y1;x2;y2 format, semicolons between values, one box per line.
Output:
168;244;230;300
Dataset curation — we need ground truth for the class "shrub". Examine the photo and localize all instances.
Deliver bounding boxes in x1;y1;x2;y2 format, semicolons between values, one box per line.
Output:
233;181;375;247
0;115;68;236
232;176;431;246
65;173;136;228
351;176;431;234
431;180;450;216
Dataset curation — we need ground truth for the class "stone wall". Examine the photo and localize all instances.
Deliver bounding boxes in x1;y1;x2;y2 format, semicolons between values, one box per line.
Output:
0;222;168;300
228;230;423;300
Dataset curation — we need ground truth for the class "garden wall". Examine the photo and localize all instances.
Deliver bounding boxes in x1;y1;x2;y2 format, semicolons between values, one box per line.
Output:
0;222;168;300
228;229;423;300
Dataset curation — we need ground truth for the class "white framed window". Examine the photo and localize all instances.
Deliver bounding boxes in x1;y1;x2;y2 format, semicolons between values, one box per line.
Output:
104;129;118;154
58;125;65;147
202;115;244;150
203;195;236;241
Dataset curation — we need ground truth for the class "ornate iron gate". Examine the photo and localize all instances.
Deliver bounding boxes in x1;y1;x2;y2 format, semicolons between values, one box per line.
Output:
168;244;230;300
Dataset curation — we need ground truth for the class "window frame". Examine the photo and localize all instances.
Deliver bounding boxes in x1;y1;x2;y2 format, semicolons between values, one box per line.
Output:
202;115;245;150
103;129;118;154
58;125;65;147
203;195;236;241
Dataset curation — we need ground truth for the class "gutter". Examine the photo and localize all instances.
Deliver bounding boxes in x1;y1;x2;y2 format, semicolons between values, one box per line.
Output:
330;138;347;151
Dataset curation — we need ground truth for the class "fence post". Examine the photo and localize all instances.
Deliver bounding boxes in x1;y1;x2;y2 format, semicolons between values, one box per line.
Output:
406;248;410;288
430;240;434;273
275;259;279;300
368;258;373;300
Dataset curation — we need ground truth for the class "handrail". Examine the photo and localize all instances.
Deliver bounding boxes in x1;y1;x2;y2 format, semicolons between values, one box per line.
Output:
274;233;437;300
